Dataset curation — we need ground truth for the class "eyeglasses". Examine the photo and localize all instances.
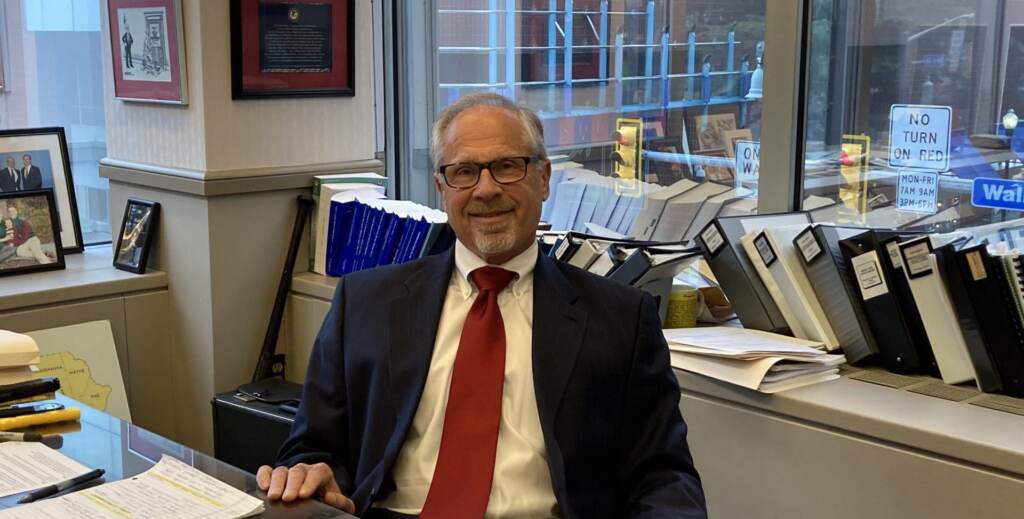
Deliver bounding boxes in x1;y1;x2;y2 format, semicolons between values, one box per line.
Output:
437;156;535;189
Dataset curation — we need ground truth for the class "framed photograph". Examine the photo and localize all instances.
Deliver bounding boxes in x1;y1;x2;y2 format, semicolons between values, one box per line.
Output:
114;198;159;274
722;128;754;158
684;105;741;153
106;0;188;104
0;127;82;253
230;0;355;99
0;190;65;277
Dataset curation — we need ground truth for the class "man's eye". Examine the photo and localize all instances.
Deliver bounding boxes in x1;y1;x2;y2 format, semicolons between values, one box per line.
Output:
451;165;477;177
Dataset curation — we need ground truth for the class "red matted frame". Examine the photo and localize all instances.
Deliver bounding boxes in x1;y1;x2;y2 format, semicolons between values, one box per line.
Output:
230;0;354;99
106;0;188;104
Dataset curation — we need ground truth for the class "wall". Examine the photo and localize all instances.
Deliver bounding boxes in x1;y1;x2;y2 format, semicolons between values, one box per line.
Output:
101;0;381;451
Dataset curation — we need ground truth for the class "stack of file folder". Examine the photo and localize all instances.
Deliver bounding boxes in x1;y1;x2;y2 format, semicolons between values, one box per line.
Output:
664;327;845;393
325;195;454;277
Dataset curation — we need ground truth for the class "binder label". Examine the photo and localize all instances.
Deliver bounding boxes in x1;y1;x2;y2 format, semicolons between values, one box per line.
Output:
885;241;903;269
753;233;777;267
554;238;571;259
700;224;725;256
795;228;822;264
900;240;933;278
966;251;987;281
851;251;888;300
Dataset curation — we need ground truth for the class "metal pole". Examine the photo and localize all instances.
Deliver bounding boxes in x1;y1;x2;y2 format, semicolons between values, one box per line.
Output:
488;0;498;88
505;0;516;100
614;32;624;110
643;0;655;105
548;0;557;112
660;31;670;108
726;26;735;95
686;29;696;99
598;0;608;108
563;0;574;114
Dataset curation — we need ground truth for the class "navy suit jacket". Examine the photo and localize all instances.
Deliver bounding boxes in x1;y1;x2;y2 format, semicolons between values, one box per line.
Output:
278;247;706;518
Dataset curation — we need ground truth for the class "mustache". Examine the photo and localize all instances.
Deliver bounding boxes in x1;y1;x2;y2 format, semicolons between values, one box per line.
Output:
465;200;515;215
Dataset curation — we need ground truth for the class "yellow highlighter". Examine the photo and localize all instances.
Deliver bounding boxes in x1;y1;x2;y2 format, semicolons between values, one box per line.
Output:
0;407;80;431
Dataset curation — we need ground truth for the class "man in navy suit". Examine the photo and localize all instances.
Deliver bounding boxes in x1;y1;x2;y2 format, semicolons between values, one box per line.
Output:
257;93;706;519
19;155;42;191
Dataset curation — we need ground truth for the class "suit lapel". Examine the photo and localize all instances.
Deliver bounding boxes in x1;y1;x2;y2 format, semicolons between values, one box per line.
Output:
381;248;454;466
531;253;587;493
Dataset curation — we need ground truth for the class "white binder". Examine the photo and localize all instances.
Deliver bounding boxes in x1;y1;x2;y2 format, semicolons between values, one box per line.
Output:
741;229;810;341
742;226;839;348
898;237;977;385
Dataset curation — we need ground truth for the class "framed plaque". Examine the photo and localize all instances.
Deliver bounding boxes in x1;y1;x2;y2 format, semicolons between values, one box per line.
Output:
230;0;354;99
106;0;188;104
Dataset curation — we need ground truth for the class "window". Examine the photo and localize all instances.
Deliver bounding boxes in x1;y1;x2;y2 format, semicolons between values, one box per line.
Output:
801;1;1024;232
397;0;767;241
0;0;110;245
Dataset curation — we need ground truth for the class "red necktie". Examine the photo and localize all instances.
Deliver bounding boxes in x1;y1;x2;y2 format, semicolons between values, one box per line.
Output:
420;266;516;519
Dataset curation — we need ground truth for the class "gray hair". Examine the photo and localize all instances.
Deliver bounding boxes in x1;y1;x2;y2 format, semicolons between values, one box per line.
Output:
429;92;548;168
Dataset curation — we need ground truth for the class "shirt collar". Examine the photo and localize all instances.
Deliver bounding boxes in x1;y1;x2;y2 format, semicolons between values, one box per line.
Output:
454;239;538;298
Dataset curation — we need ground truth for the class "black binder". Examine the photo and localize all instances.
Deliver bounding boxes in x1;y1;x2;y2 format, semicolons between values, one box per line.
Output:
960;246;1024;396
698;213;811;333
795;224;879;364
838;230;936;374
933;243;1003;393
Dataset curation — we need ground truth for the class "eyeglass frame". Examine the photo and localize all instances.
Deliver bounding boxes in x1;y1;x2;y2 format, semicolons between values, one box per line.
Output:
435;155;545;189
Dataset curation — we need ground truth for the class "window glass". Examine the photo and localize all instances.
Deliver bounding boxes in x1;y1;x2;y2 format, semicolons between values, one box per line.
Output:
0;0;110;245
802;1;1024;232
401;0;766;242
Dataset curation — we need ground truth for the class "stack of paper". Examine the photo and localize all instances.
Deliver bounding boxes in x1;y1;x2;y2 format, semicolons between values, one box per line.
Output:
0;455;264;519
0;331;41;388
664;327;845;393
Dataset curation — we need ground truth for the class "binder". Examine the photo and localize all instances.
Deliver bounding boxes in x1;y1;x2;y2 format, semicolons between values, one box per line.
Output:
964;246;1024;396
838;230;935;374
628;179;699;240
745;225;840;349
697;212;811;333
649;182;731;242
740;229;812;340
933;244;1004;393
795;224;880;364
897;237;977;385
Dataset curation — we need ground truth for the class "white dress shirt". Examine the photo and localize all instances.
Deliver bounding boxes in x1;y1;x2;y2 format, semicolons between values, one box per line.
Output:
375;240;561;518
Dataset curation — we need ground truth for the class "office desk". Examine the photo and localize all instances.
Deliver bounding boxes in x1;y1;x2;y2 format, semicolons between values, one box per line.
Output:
0;395;355;518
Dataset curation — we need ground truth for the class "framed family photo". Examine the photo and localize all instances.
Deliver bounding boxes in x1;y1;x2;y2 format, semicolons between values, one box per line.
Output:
114;198;159;274
0;190;65;277
107;0;188;104
230;0;355;99
0;127;83;253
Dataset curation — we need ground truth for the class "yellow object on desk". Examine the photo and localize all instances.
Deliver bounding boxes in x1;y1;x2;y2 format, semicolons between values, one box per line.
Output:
665;288;699;328
0;407;80;431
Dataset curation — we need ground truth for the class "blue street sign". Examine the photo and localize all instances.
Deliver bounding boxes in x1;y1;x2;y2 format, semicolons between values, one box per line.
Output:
971;178;1024;210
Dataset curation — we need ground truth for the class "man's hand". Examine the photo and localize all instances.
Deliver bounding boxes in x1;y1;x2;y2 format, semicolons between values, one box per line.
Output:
256;462;355;513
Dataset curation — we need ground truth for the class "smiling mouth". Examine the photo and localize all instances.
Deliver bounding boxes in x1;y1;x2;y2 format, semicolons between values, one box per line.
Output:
470;208;513;219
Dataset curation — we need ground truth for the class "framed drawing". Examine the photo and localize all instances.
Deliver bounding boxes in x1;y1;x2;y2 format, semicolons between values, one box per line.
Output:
107;0;188;104
696;148;734;183
0;190;65;277
0;128;82;253
230;0;355;99
722;128;754;158
114;198;160;274
685;105;741;153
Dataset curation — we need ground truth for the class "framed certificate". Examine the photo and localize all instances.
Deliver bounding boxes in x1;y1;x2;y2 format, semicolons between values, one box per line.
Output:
106;0;189;104
230;0;355;99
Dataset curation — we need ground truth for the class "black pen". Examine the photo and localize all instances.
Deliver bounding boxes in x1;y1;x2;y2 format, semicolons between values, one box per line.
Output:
17;468;105;504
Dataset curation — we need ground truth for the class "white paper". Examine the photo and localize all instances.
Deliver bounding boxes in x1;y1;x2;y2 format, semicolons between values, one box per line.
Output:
0;456;264;519
851;251;888;300
0;442;92;498
663;327;827;357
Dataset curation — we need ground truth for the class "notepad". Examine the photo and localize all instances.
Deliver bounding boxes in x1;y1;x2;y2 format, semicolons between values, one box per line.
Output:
0;441;92;498
0;456;264;519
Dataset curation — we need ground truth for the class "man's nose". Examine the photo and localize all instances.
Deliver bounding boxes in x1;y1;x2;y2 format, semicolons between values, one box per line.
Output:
472;168;503;198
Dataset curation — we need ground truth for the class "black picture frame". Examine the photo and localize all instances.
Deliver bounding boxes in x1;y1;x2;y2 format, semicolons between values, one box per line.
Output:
230;0;355;99
113;198;160;274
0;127;83;253
0;189;66;277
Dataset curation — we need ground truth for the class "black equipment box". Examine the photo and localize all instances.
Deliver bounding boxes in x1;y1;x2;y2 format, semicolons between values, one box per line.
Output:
211;388;299;474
